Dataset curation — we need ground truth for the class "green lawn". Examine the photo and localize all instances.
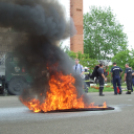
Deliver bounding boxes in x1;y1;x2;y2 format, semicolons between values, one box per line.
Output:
87;83;127;92
88;86;114;92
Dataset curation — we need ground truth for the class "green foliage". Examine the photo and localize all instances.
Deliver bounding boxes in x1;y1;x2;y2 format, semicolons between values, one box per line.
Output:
88;86;114;92
128;49;134;69
66;51;77;59
59;42;99;73
84;6;128;60
68;51;99;73
111;50;131;70
77;51;85;60
111;49;134;72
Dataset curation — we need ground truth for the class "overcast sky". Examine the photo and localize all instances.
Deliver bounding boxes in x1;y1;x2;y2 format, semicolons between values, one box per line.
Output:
59;0;134;49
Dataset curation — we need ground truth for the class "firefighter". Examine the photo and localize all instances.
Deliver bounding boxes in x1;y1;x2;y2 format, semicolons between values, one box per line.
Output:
84;67;90;88
97;63;107;96
90;64;100;80
111;62;123;95
124;63;132;94
131;67;134;92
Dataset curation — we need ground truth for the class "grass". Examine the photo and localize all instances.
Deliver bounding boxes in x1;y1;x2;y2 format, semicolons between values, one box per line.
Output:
88;86;114;92
87;83;127;92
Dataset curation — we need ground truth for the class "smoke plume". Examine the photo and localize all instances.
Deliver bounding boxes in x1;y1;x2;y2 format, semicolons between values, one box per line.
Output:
0;0;90;106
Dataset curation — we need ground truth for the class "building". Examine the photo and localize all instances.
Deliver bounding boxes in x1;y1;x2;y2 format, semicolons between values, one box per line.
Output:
70;0;83;53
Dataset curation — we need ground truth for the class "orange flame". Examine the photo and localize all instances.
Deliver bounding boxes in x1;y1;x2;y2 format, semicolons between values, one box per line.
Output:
20;72;107;112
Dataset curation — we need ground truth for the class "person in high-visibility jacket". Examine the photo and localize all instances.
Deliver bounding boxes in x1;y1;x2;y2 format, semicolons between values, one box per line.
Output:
84;67;90;88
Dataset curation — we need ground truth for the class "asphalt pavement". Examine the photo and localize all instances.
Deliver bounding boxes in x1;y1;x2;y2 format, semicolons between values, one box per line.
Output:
0;92;134;134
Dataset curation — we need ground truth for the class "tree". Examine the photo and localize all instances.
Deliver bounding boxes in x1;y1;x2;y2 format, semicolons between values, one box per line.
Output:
67;51;99;73
66;51;77;59
84;6;128;60
128;49;134;69
59;42;99;72
77;52;98;73
111;50;131;70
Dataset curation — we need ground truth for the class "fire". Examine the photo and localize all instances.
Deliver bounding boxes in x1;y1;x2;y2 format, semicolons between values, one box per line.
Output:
20;72;107;112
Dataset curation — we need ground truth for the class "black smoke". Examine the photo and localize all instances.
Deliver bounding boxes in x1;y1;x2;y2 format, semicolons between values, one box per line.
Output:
0;0;90;106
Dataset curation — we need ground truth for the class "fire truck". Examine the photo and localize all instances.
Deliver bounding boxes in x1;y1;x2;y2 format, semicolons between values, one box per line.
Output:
2;53;32;95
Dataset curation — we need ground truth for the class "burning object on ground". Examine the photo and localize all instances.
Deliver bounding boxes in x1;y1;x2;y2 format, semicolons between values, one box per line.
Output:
0;0;114;112
20;72;114;113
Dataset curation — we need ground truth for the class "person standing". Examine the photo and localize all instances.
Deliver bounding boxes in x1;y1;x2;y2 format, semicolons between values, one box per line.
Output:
97;63;106;96
124;64;132;94
111;62;123;95
131;68;134;92
73;59;84;76
90;64;100;80
73;59;88;93
84;67;90;88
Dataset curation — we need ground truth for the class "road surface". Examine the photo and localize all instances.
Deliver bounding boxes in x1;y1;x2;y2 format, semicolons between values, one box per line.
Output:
0;92;134;134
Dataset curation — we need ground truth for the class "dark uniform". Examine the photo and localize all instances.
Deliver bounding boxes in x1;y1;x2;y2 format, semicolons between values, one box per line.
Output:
125;67;132;94
111;66;122;94
131;70;134;92
97;68;104;95
90;65;99;79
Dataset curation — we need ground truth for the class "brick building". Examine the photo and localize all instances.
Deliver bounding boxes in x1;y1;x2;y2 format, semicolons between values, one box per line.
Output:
70;0;83;53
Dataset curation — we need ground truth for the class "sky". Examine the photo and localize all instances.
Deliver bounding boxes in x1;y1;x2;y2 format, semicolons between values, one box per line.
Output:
59;0;134;49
